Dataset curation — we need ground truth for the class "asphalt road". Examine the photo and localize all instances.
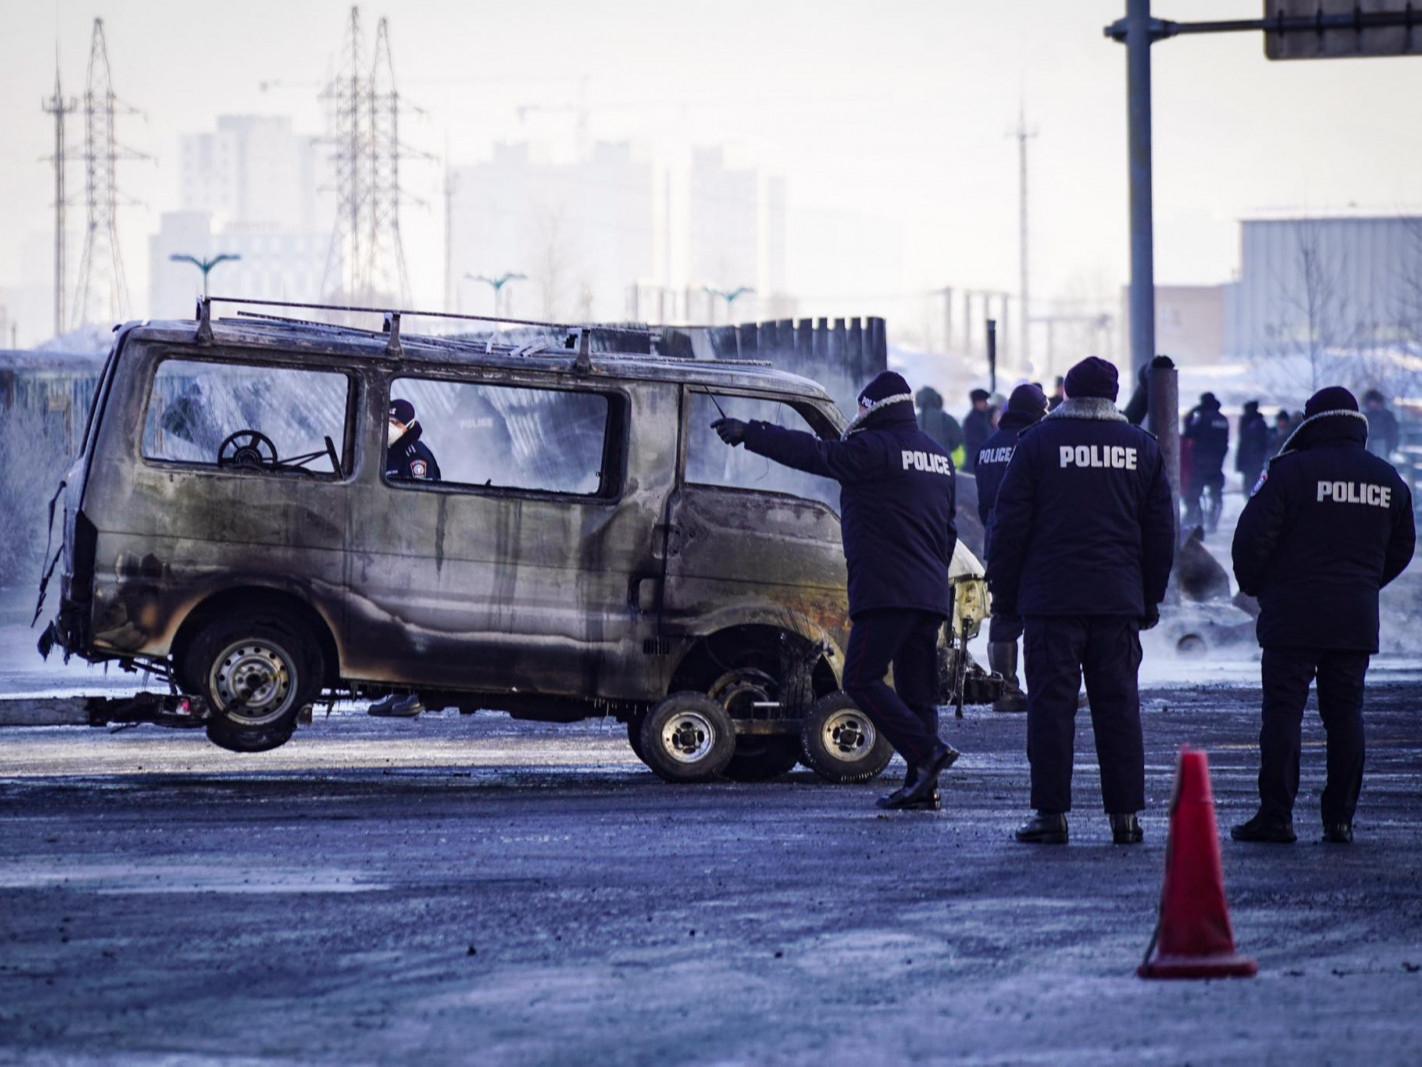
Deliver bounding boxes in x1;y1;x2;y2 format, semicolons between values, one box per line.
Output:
2;679;1421;1065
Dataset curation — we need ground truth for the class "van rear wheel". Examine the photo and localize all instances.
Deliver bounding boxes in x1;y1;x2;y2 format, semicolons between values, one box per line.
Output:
180;609;322;753
638;692;736;783
799;692;893;783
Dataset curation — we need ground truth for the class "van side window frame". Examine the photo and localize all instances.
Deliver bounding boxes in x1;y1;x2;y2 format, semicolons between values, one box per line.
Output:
677;386;843;516
380;373;629;504
135;350;358;482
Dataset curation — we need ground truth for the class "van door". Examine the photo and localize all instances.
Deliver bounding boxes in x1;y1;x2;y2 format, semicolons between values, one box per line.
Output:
344;373;670;701
660;390;851;647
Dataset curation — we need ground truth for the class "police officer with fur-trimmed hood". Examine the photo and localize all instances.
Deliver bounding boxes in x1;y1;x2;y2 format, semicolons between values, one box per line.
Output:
974;382;1049;712
1230;386;1415;845
987;357;1175;845
712;371;960;811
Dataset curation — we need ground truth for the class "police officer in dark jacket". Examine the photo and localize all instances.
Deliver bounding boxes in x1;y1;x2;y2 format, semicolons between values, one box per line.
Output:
385;399;441;482
1235;399;1270;495
713;371;960;811
987;357;1175;845
369;398;443;719
1182;392;1230;531
961;389;994;473
1230;386;1415;845
974;382;1048;712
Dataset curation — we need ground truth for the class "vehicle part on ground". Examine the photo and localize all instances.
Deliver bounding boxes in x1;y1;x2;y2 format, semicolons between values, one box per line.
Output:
798;691;893;783
638;692;736;782
181;609;321;752
626;714;647;763
1176;634;1208;658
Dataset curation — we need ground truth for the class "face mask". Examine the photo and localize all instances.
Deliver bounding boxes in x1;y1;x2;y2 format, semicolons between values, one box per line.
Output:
388;421;401;445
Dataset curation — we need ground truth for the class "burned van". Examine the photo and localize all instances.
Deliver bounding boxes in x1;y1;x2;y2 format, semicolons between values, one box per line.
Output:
37;302;999;782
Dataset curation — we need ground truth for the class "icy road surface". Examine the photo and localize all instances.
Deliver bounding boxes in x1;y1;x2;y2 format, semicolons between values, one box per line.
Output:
2;683;1421;1065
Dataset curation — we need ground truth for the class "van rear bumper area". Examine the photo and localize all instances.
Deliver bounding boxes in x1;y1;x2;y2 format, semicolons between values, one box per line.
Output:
36;575;97;662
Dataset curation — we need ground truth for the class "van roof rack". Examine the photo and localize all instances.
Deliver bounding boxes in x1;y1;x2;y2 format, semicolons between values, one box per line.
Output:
193;295;770;367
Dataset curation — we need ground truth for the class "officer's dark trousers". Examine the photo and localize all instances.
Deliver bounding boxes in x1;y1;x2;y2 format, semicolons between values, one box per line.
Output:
988;608;1024;643
843;609;943;769
1023;615;1144;814
1259;647;1369;825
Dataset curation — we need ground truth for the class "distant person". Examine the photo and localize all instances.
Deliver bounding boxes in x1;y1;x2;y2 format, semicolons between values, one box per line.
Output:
962;389;994;472
1270;410;1294;457
711;371;961;812
988;392;1008;430
987;357;1175;846
1182;392;1230;532
1231;386;1415;845
1362;389;1400;461
370;398;442;719
1236;399;1270;495
1048;376;1066;411
915;386;964;456
974;382;1049;712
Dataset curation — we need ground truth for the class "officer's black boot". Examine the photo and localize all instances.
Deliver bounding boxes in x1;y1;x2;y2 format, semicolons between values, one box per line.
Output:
1109;812;1143;844
1230;811;1296;844
1322;821;1354;844
989;642;1028;713
1014;811;1068;844
367;693;399;717
879;744;959;809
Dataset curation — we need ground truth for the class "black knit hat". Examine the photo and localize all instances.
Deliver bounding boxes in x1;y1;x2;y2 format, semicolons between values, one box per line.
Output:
858;371;913;409
1007;382;1048;420
390;398;416;424
969;388;991;403
1063;356;1119;401
1303;386;1358;419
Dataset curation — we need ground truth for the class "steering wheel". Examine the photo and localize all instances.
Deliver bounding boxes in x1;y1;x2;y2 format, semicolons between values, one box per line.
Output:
217;430;279;471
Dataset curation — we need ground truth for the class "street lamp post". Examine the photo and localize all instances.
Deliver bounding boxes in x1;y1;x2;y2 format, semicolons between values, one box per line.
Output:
169;253;242;299
466;272;527;318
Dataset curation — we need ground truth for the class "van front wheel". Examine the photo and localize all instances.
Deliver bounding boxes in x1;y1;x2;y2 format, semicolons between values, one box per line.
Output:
181;611;322;753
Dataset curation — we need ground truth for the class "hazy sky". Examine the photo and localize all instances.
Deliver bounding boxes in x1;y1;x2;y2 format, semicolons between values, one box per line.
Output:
2;0;1420;340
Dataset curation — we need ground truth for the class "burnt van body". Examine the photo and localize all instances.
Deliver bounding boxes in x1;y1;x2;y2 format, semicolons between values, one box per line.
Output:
38;308;997;781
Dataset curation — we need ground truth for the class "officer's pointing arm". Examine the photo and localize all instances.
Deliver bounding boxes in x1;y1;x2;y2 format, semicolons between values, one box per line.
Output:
741;421;885;482
1382;481;1416;588
1141;451;1175;606
1231;467;1287;597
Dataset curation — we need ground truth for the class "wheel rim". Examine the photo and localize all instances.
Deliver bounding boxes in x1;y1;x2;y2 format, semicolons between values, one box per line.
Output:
661;710;717;764
209;638;298;726
821;708;876;763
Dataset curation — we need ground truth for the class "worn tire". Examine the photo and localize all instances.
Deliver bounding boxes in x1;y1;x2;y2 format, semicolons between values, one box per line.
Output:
638;692;736;783
181;609;322;754
799;691;893;784
723;736;801;782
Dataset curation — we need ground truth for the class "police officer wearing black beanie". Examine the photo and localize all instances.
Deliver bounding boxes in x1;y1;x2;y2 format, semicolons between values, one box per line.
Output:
713;371;961;811
1231;386;1415;845
987;357;1175;845
974;382;1049;712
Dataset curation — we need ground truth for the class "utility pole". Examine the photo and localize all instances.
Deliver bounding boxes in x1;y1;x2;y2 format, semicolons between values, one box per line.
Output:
467;272;527;317
71;18;144;330
703;286;755;323
1123;0;1156;380
1013;106;1037;368
41;59;77;339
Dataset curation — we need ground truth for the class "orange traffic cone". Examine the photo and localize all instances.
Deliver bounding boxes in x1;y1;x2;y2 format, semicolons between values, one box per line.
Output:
1139;747;1258;979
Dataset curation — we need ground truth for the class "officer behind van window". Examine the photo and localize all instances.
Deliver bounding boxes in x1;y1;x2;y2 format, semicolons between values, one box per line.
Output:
386;399;442;482
987;357;1175;846
370;398;443;719
1230;386;1415;845
712;371;961;812
974;382;1048;713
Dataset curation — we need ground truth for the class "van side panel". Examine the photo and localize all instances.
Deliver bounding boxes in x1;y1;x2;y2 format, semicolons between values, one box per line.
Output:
341;375;676;702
